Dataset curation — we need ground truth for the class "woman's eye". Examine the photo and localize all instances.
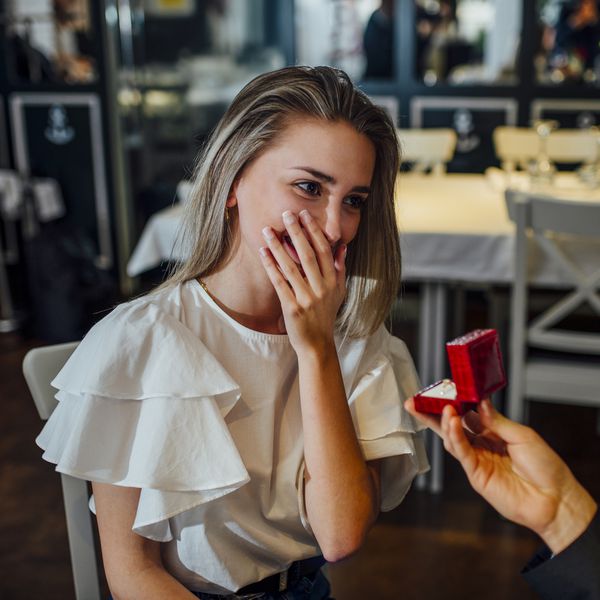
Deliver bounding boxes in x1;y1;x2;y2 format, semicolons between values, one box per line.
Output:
344;195;367;210
296;181;321;196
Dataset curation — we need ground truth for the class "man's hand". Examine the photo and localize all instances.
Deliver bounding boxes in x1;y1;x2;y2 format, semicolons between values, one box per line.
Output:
405;398;597;554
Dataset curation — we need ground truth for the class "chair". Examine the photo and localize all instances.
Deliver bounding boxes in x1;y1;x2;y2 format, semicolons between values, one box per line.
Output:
397;128;457;175
494;126;600;172
546;129;600;165
23;342;102;600
493;127;539;172
505;190;600;424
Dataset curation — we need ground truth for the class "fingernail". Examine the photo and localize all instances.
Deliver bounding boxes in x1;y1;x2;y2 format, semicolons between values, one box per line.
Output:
262;226;274;240
481;399;493;416
259;246;269;257
282;211;295;225
299;210;312;222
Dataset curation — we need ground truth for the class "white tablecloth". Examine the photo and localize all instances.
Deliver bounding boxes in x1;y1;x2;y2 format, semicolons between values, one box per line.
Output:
397;171;600;285
127;204;188;276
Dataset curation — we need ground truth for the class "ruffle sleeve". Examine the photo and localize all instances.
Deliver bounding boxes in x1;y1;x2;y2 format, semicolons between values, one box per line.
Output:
36;299;250;542
346;328;429;512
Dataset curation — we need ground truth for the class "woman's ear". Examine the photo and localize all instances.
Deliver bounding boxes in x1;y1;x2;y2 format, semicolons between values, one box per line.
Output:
226;177;240;208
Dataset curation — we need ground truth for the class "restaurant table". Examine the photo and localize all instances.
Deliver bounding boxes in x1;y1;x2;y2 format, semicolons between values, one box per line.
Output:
127;171;600;491
398;172;600;371
396;171;600;490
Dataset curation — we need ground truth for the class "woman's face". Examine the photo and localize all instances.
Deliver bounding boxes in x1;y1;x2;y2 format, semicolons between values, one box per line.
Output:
230;117;376;269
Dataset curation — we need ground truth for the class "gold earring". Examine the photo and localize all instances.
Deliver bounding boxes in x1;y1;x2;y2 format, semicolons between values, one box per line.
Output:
225;207;230;223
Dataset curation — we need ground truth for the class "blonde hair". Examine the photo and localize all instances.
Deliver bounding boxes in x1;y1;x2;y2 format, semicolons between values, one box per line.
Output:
164;65;401;338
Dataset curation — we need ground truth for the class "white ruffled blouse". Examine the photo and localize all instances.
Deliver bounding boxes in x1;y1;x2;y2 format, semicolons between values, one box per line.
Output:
36;279;429;594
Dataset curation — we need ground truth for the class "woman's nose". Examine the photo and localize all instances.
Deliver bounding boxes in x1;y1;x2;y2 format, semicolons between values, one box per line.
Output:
321;205;342;245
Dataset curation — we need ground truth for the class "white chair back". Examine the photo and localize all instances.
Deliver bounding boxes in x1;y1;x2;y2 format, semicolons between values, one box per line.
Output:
23;342;102;600
494;126;600;171
397;128;457;175
546;129;600;164
505;190;600;422
493;127;539;171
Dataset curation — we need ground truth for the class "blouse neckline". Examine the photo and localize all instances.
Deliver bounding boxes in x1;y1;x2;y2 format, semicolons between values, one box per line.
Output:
189;278;291;345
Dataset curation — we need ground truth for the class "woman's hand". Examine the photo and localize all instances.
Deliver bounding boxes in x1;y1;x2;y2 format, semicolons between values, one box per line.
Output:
259;209;346;356
260;210;378;560
405;398;597;554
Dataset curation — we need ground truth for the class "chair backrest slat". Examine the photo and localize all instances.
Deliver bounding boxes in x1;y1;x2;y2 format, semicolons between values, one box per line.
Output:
546;130;600;164
528;329;600;354
494;127;540;165
397;128;457;174
23;341;79;420
23;342;101;600
530;197;600;238
494;126;600;169
505;190;600;356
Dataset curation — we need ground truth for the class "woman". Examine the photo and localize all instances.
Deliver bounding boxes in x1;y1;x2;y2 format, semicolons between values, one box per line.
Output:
37;66;428;599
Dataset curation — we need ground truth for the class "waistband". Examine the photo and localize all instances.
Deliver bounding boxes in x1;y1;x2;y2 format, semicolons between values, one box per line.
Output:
192;555;326;599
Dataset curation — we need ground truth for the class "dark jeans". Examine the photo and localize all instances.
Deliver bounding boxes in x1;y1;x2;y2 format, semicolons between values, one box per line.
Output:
108;569;332;600
191;570;332;600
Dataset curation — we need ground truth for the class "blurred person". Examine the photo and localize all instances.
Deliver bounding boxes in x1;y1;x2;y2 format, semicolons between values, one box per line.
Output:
7;18;55;83
53;0;96;83
427;0;462;80
416;0;460;81
416;2;437;77
36;66;428;599
406;398;599;600
363;0;394;78
550;0;600;80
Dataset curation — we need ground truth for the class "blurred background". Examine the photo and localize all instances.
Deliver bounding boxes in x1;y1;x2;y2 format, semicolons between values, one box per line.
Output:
1;1;599;599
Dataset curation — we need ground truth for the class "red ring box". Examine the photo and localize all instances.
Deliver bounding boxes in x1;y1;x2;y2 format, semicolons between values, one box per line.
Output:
414;329;506;415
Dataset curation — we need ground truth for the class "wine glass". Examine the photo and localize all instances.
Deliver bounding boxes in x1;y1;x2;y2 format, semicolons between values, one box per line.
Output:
528;119;558;186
